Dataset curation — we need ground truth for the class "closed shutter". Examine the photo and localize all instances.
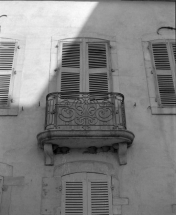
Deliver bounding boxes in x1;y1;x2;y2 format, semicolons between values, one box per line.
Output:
58;39;112;97
59;42;81;99
0;41;16;107
61;173;112;215
87;173;112;215
87;42;110;98
171;42;176;62
150;41;176;107
61;173;87;215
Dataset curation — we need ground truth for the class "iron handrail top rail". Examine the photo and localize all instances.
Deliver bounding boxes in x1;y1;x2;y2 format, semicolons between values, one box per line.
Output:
46;92;125;101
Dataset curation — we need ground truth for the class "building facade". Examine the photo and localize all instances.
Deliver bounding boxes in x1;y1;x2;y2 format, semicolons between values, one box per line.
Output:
0;1;175;215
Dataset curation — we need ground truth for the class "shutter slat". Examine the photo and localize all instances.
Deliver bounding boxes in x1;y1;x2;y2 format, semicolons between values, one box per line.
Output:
0;42;16;71
88;42;110;97
0;41;16;107
61;72;80;99
62;174;86;215
60;42;80;98
0;74;11;106
62;43;80;68
151;42;176;107
152;43;171;70
171;43;176;62
89;73;108;99
90;182;110;215
88;43;107;69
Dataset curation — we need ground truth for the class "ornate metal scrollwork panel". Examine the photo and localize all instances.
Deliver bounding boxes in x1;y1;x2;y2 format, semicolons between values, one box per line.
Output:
45;92;126;130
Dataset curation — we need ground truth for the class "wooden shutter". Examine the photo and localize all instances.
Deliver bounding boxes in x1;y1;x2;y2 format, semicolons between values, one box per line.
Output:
87;42;111;98
61;173;87;215
87;173;112;215
150;41;176;107
0;41;16;107
171;42;176;62
62;173;112;215
59;42;81;99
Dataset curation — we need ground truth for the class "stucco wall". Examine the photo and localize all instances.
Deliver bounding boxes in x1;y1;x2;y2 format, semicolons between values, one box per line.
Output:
0;1;175;215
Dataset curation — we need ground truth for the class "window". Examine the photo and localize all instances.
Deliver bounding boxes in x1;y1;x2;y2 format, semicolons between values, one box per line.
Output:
0;35;25;115
61;173;112;215
149;40;176;107
142;34;176;115
0;40;17;107
57;38;112;98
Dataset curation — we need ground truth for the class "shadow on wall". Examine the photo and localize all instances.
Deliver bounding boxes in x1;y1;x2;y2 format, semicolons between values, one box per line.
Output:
1;0;164;110
0;1;174;149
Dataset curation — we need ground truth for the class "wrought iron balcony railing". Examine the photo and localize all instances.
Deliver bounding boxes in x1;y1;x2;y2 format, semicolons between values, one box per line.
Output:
45;92;126;130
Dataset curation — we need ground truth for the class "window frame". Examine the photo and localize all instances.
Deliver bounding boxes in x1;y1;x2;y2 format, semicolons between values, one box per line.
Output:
49;32;119;95
61;173;112;215
142;34;176;115
0;34;25;116
56;37;112;94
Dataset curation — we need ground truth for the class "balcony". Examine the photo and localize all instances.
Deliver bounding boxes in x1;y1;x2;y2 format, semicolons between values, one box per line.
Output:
37;92;135;166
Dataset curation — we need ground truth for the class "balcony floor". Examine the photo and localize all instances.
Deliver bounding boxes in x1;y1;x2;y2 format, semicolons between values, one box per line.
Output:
37;129;135;149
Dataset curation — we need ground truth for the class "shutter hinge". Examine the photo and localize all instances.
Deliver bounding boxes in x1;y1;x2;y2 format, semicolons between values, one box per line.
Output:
54;68;59;72
151;70;153;74
59;186;62;191
11;99;13;103
17;46;20;49
155;98;157;102
56;45;59;48
13;70;17;75
111;69;115;72
111;185;114;190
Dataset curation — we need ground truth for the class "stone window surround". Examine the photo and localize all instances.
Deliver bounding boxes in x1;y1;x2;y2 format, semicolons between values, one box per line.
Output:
0;162;25;215
49;31;120;94
41;160;129;215
142;33;176;115
0;33;26;116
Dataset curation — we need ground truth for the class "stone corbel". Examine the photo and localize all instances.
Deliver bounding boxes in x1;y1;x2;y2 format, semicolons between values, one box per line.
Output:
43;142;129;166
113;143;128;165
44;143;54;166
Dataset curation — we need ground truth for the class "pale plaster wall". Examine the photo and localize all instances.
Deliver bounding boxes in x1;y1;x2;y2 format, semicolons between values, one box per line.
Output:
0;1;175;215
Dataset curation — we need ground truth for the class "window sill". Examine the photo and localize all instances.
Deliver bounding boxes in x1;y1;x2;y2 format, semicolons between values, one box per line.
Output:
0;107;19;116
151;107;176;115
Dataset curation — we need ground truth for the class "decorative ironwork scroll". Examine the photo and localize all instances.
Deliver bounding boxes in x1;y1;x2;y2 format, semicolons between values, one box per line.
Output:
45;92;126;130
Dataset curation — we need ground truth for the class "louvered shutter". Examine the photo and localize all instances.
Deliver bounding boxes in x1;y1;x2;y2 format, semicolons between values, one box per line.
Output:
150;41;176;107
62;173;112;215
171;42;176;63
87;173;112;215
0;41;16;107
59;42;81;99
87;42;110;98
61;173;87;215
